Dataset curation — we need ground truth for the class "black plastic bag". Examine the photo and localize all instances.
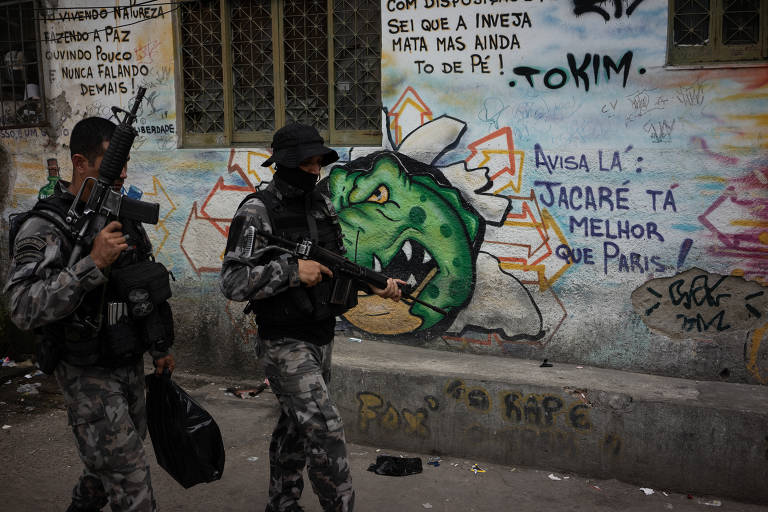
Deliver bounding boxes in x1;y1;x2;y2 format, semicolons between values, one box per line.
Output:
367;455;422;476
145;373;225;488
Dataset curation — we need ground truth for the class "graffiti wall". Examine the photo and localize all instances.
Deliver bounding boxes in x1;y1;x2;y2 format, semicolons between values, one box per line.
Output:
372;0;768;383
1;0;766;383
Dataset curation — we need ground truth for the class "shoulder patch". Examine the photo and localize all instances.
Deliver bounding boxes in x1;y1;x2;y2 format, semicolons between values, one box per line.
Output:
14;235;47;265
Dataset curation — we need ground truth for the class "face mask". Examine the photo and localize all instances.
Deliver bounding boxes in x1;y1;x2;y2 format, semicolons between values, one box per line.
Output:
275;164;318;193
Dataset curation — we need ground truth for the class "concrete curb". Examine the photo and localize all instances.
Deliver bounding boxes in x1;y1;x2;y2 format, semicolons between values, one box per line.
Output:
329;337;768;504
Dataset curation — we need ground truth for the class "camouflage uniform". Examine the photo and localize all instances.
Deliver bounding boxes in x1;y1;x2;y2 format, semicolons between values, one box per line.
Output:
220;178;354;512
4;180;161;512
56;359;155;511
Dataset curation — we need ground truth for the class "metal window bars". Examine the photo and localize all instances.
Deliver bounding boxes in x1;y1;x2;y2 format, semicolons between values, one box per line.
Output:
178;0;381;144
722;0;760;45
0;0;46;129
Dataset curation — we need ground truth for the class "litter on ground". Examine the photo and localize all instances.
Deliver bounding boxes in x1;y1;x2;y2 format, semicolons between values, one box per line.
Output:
17;383;42;394
471;464;486;474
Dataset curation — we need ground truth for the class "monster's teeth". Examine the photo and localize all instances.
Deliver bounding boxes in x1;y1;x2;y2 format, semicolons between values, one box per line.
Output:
423;251;432;264
373;255;382;272
401;241;412;261
407;274;418;287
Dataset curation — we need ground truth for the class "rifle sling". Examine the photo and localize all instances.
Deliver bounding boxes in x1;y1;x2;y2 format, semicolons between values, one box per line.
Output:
305;193;319;243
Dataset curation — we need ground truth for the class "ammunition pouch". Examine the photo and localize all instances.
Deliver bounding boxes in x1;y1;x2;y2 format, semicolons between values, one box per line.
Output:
304;275;359;319
144;301;174;353
250;275;357;327
59;317;102;366
101;321;144;363
40;319;102;369
57;315;145;368
110;260;174;354
110;260;172;312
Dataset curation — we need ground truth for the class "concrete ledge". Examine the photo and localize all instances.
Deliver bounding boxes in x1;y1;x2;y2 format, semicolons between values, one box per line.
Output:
330;337;768;504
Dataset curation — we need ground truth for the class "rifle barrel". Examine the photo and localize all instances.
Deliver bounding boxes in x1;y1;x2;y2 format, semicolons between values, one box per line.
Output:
403;294;448;316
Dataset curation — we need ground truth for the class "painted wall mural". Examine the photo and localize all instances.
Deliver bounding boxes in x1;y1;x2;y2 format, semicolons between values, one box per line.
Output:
1;0;767;382
328;97;567;344
40;1;176;148
175;87;568;347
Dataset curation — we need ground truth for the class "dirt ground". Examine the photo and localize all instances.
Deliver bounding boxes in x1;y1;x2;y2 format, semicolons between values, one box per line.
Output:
1;360;766;512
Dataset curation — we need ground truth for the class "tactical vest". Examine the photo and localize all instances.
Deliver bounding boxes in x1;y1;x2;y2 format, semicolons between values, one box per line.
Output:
239;186;357;329
13;192;173;370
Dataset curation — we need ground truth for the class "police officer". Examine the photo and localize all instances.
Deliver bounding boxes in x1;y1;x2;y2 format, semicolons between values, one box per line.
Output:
4;117;175;512
220;123;402;512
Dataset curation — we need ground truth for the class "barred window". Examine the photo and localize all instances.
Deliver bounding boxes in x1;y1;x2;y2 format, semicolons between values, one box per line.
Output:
668;0;767;65
176;0;381;147
0;0;46;129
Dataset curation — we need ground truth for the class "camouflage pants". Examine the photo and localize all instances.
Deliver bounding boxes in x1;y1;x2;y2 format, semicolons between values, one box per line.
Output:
55;359;156;512
261;337;354;512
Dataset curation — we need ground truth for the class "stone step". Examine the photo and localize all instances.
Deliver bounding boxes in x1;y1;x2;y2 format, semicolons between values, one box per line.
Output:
330;336;768;504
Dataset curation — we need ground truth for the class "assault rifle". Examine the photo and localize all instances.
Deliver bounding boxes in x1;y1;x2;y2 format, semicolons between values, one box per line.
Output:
66;87;159;266
251;228;448;316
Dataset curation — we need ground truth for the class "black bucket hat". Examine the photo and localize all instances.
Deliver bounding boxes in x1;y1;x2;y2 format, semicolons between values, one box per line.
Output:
261;123;339;168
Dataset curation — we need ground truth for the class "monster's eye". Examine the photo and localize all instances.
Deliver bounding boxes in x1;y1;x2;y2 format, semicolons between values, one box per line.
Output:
366;185;389;204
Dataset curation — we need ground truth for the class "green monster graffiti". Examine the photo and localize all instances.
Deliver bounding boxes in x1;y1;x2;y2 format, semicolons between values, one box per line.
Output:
327;151;482;335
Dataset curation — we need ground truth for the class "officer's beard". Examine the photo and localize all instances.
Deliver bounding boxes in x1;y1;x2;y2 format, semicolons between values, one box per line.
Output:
275;164;318;193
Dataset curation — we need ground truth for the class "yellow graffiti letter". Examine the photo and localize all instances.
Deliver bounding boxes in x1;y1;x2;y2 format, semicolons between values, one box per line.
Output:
402;408;430;438
357;392;383;432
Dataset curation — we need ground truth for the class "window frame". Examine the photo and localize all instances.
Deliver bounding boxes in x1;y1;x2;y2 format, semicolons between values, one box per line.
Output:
173;0;382;149
667;0;768;67
0;0;47;130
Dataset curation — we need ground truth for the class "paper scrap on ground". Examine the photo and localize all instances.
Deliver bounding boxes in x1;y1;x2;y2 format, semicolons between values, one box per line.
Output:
17;383;42;394
640;488;654;495
548;474;562;481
